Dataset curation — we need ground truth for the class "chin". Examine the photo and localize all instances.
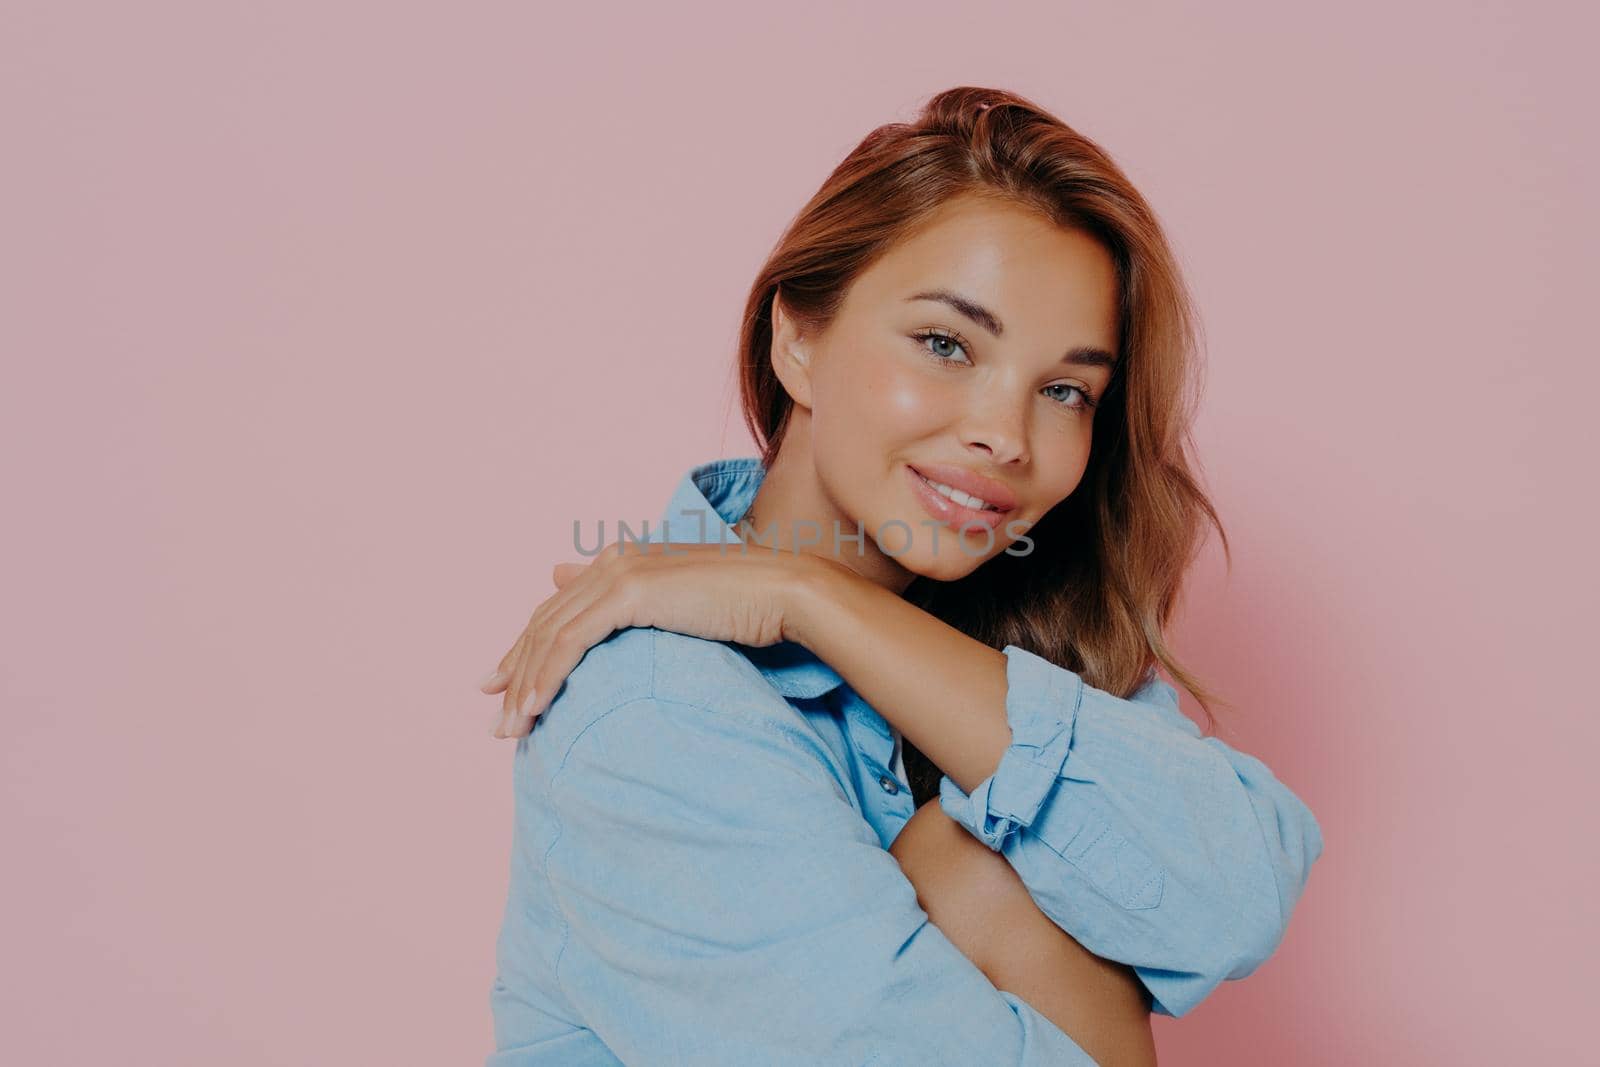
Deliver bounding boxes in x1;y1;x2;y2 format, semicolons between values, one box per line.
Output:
895;542;993;583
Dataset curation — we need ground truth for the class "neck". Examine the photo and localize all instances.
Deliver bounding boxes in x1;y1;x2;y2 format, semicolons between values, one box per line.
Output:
739;420;917;595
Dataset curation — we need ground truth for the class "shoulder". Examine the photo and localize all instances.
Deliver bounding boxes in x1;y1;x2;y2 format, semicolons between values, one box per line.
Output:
530;629;853;831
528;626;814;768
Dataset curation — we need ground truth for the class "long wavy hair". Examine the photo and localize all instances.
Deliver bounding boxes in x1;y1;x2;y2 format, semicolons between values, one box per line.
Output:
734;86;1231;806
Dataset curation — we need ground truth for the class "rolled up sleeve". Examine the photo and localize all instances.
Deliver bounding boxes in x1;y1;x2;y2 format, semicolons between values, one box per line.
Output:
938;644;1325;1018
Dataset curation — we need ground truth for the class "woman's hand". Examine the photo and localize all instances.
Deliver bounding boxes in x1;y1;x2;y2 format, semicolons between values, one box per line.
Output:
479;541;825;739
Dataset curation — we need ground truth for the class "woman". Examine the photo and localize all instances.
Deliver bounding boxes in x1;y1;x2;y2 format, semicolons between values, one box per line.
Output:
483;86;1323;1066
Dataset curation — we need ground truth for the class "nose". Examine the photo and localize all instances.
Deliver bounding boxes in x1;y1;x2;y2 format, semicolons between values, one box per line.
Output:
959;384;1029;466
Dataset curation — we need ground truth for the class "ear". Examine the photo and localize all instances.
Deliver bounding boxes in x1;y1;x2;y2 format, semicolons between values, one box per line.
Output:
769;289;815;410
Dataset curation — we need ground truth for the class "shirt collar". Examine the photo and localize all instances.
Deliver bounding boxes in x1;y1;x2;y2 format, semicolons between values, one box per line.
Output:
654;456;847;701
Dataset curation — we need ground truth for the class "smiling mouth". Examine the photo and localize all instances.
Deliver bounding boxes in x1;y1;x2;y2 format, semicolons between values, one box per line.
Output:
909;467;1009;513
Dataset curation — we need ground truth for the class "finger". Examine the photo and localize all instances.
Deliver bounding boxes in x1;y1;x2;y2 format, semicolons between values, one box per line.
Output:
481;611;537;695
506;626;579;736
501;629;541;737
500;580;584;731
507;579;626;736
493;632;533;737
588;538;660;568
496;627;547;735
500;546;652;738
480;632;528;694
551;561;588;589
499;566;595;735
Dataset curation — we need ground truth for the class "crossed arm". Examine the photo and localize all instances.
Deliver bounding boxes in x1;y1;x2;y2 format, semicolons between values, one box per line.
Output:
488;544;1324;1018
786;561;1324;1017
539;692;1103;1064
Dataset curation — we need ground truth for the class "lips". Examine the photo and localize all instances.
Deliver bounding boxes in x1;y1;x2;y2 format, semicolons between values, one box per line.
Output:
906;462;1019;513
905;465;1013;533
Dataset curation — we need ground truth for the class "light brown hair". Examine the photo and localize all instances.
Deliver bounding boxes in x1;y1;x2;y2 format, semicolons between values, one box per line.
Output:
734;86;1231;799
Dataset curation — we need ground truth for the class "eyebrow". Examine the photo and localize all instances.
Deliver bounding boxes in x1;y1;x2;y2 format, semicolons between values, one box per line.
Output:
905;288;1118;368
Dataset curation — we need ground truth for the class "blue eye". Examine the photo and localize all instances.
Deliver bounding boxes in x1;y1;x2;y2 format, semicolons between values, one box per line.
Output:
912;328;1101;413
1042;382;1098;412
911;328;971;364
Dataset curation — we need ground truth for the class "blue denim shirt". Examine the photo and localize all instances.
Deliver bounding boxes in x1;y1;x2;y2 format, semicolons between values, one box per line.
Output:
488;456;1324;1065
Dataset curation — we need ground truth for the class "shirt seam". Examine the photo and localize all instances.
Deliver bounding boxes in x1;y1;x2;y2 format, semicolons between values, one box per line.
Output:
689;460;761;492
544;627;831;1004
696;467;757;485
545;693;658;1005
545;633;661;1010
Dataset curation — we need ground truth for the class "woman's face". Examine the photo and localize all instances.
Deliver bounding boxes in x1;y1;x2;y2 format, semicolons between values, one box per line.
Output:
773;192;1121;586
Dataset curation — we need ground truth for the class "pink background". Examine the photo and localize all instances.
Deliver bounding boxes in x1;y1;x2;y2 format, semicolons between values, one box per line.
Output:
3;3;1593;1063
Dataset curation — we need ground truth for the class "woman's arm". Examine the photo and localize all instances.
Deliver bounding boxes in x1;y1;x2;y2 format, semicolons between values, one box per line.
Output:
481;542;1323;1016
787;559;1325;1018
538;686;1101;1064
785;560;1014;794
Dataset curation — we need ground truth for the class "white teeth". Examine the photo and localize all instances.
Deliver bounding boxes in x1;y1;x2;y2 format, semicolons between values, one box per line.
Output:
921;474;996;512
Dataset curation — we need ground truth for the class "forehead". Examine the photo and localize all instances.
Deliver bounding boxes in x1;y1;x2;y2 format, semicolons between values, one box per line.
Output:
849;195;1120;346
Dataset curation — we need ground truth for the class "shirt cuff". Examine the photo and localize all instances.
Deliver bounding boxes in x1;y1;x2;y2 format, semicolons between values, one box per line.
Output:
938;644;1084;851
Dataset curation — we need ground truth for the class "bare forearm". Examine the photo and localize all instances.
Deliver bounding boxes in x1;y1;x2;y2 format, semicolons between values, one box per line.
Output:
786;561;1011;794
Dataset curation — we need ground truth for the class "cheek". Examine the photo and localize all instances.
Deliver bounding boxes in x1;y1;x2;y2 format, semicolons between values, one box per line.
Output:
814;350;949;444
1036;424;1095;500
880;371;945;430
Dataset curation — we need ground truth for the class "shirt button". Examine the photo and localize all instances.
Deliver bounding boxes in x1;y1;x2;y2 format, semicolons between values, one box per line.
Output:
878;774;900;794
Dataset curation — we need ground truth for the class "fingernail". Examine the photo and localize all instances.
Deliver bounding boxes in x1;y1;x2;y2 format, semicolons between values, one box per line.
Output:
479;670;506;690
520;689;539;716
489;709;505;736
